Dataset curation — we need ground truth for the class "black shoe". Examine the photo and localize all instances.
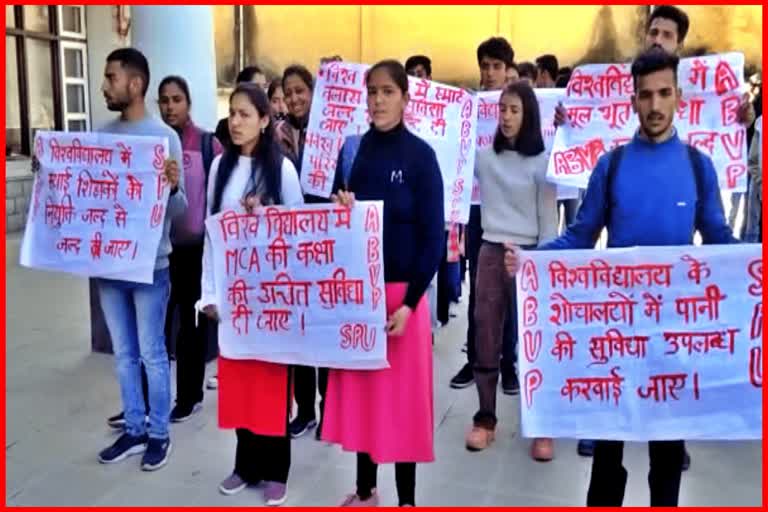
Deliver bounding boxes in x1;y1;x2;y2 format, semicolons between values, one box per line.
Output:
682;450;691;471
107;411;126;429
289;417;318;438
450;363;474;389
501;372;519;395
98;433;148;464
577;439;595;457
170;402;202;423
141;438;172;471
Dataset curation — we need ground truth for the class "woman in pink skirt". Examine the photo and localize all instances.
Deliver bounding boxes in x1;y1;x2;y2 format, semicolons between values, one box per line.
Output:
322;59;445;507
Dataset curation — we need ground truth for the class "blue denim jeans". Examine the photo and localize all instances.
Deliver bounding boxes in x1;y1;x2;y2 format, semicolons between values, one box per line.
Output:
97;268;171;439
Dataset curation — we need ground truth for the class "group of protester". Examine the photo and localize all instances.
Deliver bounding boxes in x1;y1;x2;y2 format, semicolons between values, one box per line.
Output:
49;4;760;507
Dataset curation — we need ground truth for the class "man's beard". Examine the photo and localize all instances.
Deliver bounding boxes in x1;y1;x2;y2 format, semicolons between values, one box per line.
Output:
105;91;131;112
106;98;130;112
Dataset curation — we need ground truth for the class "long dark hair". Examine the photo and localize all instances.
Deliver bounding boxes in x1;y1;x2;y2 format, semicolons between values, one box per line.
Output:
492;82;545;156
211;83;284;214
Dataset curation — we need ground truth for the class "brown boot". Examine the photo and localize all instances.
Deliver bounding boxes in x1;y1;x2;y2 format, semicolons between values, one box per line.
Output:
466;425;495;451
531;437;554;462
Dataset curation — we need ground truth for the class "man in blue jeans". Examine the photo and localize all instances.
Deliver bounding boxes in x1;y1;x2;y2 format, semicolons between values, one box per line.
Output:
95;48;186;471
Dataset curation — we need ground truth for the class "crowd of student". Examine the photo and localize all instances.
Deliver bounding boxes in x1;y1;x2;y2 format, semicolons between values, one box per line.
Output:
46;5;761;507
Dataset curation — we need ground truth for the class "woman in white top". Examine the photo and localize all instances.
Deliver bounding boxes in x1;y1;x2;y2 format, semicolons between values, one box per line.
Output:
465;82;558;461
199;82;303;506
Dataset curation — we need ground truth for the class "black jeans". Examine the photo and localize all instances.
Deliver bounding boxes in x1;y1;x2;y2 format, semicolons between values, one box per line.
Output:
165;243;208;408
356;452;416;506
293;366;328;425
235;428;291;484
465;206;514;377
587;440;685;507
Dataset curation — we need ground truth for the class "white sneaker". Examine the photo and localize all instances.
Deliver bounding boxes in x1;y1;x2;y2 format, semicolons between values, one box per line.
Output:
206;375;218;390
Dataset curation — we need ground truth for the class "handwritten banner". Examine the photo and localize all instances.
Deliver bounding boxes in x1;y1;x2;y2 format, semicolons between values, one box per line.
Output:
547;53;748;192
301;61;477;224
20;131;171;283
472;88;578;203
206;201;388;369
516;244;762;440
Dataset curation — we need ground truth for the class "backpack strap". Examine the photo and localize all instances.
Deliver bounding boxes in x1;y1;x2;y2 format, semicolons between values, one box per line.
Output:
602;145;625;235
686;144;726;231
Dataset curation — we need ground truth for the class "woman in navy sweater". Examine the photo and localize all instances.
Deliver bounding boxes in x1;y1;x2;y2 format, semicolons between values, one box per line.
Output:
322;60;444;507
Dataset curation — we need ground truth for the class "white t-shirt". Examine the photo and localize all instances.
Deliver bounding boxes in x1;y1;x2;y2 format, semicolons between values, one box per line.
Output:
199;154;304;308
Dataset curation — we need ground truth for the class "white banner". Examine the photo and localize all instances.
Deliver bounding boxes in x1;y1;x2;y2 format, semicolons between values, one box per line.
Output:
206;201;388;369
20;131;171;283
300;61;477;224
547;53;748;192
516;244;762;440
472;88;578;204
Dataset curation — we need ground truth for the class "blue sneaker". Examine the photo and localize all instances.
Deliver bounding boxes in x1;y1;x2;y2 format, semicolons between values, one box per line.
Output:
141;438;172;471
99;433;148;464
577;439;595;457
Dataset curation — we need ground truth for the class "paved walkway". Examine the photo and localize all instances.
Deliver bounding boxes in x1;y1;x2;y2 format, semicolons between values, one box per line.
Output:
5;234;761;506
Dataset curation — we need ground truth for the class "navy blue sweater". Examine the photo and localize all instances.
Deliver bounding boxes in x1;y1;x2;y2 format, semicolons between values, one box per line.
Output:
540;132;737;250
334;123;445;309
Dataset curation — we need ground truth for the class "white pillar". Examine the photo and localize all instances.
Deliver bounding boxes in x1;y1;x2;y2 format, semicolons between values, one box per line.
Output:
131;6;218;131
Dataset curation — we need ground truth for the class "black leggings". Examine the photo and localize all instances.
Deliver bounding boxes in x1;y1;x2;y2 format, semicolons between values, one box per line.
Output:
234;428;291;484
356;452;416;506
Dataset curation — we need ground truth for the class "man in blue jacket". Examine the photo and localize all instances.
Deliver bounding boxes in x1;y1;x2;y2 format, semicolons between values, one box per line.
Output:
504;49;737;507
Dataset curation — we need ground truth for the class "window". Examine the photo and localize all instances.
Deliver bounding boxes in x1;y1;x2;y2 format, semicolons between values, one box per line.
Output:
5;5;88;157
60;42;89;132
58;6;86;39
6;37;22;157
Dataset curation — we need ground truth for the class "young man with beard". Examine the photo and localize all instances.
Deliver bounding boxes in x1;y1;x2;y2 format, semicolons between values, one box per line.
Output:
504;48;737;507
96;48;186;471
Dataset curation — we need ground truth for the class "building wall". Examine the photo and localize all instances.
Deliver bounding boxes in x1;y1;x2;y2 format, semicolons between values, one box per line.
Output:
214;5;762;87
86;5;130;131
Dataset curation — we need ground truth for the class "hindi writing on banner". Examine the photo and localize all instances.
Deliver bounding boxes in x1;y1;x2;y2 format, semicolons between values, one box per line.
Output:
205;201;388;369
301;61;477;224
473;88;578;203
20;131;171;284
547;53;748;191
516;244;761;440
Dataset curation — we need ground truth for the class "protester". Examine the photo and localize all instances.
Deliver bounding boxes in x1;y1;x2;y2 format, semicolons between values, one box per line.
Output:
323;59;444;507
95;48;186;471
566;4;755;466
516;62;537;86
214;65;268;147
504;49;737;507
198;82;303;505
466;82;557;455
450;37;517;394
405;54;432;80
276;65;313;171
506;62;521;85
534;54;558;88
267;78;288;121
555;66;572;88
404;55;459;329
274;64;331;440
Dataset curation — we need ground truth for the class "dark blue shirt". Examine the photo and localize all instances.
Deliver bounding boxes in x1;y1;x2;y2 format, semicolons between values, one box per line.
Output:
540;132;737;250
334;123;445;309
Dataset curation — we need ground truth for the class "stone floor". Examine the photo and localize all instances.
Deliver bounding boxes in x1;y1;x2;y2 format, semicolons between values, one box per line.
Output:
5;234;762;506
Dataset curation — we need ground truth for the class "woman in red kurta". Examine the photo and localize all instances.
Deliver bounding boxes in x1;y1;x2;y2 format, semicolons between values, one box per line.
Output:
198;83;304;506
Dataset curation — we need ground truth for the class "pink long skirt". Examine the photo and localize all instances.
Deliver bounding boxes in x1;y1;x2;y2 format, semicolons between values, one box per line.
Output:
321;283;434;463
